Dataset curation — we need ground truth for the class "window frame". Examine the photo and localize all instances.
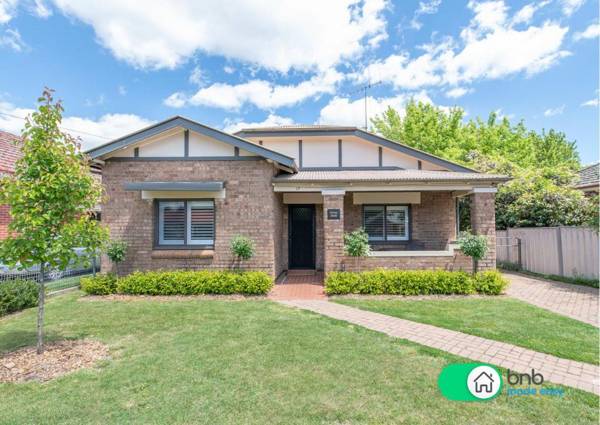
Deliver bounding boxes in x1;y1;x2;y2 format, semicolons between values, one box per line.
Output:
154;199;216;249
362;204;411;243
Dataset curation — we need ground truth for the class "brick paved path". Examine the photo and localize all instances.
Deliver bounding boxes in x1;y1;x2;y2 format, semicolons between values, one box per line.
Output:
504;272;599;327
279;300;600;395
268;271;326;300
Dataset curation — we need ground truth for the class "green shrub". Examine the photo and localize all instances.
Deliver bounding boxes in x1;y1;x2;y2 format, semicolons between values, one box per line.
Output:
473;270;509;295
458;232;488;273
325;269;508;296
116;270;273;295
0;280;38;316
230;235;255;261
80;274;117;295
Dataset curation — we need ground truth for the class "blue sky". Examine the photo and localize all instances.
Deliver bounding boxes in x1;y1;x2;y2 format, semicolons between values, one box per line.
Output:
0;0;598;163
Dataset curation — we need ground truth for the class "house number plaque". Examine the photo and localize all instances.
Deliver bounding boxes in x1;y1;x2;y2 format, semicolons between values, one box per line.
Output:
327;209;341;220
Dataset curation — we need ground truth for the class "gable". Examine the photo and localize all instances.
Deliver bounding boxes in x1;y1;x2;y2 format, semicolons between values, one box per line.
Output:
86;116;296;170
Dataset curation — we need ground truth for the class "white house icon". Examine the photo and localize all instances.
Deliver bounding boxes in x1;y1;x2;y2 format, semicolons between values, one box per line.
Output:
473;371;495;393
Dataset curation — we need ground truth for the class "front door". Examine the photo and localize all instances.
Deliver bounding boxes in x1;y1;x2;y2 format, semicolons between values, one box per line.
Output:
289;205;315;269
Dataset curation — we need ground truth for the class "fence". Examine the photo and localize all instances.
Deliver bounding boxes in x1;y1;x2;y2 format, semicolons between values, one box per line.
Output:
497;227;599;279
0;256;99;294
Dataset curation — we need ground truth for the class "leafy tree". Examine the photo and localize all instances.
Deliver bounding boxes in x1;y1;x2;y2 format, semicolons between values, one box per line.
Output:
344;228;371;271
0;89;108;354
106;240;127;280
371;100;595;229
457;232;488;273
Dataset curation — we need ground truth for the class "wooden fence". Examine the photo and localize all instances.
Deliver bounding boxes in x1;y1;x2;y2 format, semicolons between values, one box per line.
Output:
496;227;599;279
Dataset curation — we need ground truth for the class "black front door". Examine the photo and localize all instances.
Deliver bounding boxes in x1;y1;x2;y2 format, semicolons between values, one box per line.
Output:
289;205;315;269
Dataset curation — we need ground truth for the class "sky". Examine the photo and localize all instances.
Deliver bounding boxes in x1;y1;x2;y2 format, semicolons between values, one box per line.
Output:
0;0;598;163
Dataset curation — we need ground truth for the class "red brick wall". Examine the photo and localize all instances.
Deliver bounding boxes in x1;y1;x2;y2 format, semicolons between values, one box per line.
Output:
341;251;473;272
100;159;282;276
323;194;345;273
470;192;496;270
0;204;10;240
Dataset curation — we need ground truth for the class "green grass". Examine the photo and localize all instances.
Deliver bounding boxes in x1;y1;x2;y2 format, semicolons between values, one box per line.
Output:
335;298;599;364
0;293;597;425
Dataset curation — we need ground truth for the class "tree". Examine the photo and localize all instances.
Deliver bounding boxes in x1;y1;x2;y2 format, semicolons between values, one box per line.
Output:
457;232;488;274
106;240;127;280
230;235;255;270
0;89;108;354
344;228;371;272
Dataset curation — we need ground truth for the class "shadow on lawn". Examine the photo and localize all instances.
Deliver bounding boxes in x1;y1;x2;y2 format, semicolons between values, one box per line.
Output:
0;330;85;354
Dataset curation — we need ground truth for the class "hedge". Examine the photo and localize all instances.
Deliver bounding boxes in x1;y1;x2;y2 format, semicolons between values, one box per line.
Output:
81;270;273;296
80;274;117;295
0;279;38;316
325;269;507;296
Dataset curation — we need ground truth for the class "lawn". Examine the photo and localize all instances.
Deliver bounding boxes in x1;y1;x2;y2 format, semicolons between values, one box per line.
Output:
334;297;599;364
0;293;597;425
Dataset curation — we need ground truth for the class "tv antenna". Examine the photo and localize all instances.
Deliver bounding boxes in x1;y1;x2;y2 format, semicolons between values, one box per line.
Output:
348;80;382;130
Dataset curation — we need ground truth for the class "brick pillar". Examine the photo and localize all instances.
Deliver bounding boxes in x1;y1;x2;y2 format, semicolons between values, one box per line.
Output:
470;191;496;270
322;190;345;275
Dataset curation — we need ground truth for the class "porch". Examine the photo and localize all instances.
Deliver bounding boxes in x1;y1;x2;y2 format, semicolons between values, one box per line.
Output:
273;169;502;275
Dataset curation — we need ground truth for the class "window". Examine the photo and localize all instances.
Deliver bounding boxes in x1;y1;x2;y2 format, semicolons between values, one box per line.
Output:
363;205;409;242
157;200;214;247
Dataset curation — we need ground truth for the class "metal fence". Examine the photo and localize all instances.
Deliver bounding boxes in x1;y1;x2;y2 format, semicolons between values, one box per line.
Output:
497;227;599;279
0;256;99;294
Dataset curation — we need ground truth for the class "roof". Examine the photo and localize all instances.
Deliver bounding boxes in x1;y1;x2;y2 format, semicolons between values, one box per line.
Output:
235;126;476;173
124;181;224;191
272;169;509;184
576;163;599;188
0;130;21;174
85;116;297;170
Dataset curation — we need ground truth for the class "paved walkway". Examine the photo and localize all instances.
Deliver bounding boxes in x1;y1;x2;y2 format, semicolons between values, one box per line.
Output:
268;271;326;300
278;300;600;395
504;272;599;327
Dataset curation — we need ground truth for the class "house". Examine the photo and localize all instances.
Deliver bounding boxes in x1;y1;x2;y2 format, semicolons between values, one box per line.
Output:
575;163;599;195
87;116;508;277
473;371;495;393
0;130;21;240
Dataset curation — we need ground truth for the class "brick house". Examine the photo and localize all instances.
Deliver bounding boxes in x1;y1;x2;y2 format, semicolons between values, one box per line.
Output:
87;116;508;278
0;130;21;240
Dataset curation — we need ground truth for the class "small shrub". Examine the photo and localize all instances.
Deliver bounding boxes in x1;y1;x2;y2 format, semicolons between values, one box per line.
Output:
0;280;38;316
458;232;488;273
105;240;127;277
80;274;117;295
116;270;273;295
230;235;255;262
473;270;509;295
325;269;507;296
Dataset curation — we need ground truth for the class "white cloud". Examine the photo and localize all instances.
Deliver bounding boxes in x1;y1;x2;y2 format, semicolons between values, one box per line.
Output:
0;27;26;51
31;0;51;18
561;0;585;16
189;65;207;86
318;91;433;127
573;23;600;41
223;113;294;133
410;0;442;30
117;85;127;96
355;1;569;91
167;68;344;111
0;100;152;150
543;105;565;116
0;0;18;24
445;87;472;98
223;66;235;74
51;0;388;72
581;98;599;107
512;1;550;25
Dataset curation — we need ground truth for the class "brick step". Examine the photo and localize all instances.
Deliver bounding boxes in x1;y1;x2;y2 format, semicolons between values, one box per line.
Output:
286;269;318;277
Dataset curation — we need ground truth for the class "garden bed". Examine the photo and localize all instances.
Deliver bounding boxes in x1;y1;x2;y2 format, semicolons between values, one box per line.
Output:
0;340;108;383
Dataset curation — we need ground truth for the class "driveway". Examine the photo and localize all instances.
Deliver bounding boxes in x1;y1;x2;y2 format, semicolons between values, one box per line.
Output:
503;272;599;327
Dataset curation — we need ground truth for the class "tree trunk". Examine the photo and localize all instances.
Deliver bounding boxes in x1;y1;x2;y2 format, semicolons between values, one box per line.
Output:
473;258;479;274
37;263;45;355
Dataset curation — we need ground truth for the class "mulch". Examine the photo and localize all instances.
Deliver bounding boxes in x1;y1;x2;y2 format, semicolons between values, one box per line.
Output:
80;294;268;302
0;340;109;383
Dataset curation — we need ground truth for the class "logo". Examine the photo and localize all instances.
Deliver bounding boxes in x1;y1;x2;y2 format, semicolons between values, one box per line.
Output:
438;363;503;401
467;366;502;399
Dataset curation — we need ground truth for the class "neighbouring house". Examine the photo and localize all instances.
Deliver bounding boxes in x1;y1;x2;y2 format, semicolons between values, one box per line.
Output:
0;130;21;240
575;163;599;195
87;117;509;277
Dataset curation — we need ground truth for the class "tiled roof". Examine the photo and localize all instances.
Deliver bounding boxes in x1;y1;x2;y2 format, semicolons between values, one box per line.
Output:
0;130;21;174
576;163;599;188
273;169;509;183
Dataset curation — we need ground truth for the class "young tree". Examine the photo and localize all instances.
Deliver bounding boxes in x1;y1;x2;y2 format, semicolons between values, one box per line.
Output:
230;235;255;270
344;228;371;272
457;232;488;274
0;89;108;354
106;240;128;280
